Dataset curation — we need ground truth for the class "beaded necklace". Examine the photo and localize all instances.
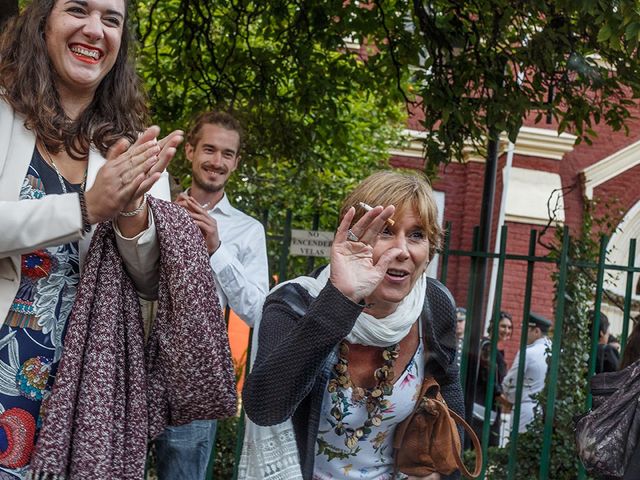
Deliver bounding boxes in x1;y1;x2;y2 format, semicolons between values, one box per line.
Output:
327;341;400;449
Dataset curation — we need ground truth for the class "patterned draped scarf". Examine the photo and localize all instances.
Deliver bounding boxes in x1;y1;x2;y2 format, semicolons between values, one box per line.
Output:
28;197;237;479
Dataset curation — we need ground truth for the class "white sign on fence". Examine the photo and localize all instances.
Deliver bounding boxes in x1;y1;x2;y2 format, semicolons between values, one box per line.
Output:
290;229;335;257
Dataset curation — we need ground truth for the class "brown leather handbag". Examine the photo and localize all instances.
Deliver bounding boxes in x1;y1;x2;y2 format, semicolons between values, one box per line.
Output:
393;377;482;479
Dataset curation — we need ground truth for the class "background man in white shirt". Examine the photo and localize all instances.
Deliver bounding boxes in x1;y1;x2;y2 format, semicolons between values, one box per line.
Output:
155;111;269;480
500;312;552;433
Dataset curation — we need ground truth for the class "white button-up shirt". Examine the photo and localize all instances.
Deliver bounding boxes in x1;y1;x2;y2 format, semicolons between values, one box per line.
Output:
206;193;269;328
502;336;551;432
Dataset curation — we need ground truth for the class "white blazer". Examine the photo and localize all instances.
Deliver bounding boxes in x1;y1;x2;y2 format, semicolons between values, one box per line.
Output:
0;99;170;317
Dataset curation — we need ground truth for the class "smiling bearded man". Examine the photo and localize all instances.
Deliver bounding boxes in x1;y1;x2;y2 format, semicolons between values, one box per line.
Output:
154;111;269;480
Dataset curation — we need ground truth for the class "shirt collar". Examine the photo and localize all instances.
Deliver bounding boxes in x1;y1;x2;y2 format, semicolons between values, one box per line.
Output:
213;193;233;216
528;336;548;348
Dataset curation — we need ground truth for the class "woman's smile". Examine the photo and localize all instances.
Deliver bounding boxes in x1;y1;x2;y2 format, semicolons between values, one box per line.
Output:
69;43;104;63
46;0;124;100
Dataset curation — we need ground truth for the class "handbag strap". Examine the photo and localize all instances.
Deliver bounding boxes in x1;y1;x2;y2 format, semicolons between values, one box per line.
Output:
442;402;483;478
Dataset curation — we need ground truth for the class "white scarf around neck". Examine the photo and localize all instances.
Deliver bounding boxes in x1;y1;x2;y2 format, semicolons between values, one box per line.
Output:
238;265;426;478
272;265;426;347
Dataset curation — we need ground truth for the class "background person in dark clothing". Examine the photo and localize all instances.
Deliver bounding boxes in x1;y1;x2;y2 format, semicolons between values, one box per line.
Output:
469;311;511;447
589;310;620;373
620;318;640;371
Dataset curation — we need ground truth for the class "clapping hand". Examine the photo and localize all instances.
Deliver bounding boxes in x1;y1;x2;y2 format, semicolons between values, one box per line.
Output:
329;204;399;303
85;126;184;224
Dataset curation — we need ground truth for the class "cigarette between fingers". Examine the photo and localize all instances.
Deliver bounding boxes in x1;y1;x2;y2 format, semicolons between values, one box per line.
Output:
358;202;395;226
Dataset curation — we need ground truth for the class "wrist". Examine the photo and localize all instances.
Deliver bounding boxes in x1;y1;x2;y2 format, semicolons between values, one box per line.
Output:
329;279;363;304
119;195;148;218
78;190;92;233
209;240;221;256
83;189;100;225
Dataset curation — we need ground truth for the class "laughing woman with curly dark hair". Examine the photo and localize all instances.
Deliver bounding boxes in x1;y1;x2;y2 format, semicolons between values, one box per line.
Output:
0;1;183;476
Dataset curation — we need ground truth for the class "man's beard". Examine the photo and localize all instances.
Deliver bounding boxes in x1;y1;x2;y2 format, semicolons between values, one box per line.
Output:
193;170;226;193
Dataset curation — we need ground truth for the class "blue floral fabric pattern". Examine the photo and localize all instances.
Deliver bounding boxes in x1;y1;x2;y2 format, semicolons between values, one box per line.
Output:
0;149;81;479
313;336;425;479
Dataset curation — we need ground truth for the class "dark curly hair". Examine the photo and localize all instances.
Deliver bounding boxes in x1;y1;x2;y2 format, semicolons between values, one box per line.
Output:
0;0;148;159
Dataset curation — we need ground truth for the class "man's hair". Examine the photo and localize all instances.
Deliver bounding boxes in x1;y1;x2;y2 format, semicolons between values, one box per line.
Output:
0;0;148;159
186;111;243;151
588;310;610;336
339;171;442;260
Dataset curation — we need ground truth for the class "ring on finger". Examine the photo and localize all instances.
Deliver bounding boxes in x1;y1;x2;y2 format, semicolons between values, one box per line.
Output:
347;229;359;242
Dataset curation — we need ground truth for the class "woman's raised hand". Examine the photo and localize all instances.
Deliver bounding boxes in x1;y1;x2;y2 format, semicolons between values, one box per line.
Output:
85;126;183;224
329;204;400;303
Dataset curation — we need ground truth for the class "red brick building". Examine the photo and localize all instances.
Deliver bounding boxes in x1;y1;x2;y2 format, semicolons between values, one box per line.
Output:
390;111;640;364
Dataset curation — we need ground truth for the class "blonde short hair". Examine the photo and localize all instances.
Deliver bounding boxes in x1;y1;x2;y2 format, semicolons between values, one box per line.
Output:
339;171;443;259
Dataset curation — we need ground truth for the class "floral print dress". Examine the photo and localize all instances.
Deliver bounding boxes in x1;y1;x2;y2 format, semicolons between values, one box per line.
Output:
0;149;82;479
313;331;425;479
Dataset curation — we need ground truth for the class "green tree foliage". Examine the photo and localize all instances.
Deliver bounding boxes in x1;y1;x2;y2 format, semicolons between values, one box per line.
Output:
132;0;640;187
132;0;405;209
374;0;640;168
8;0;640;195
132;1;408;277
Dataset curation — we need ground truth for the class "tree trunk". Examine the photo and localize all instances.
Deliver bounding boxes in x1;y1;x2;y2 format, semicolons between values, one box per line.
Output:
0;0;19;30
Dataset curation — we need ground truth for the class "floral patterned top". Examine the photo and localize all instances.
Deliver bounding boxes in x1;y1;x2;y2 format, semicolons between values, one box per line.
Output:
313;331;425;479
0;148;82;479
